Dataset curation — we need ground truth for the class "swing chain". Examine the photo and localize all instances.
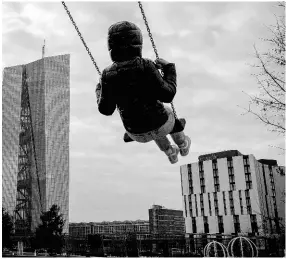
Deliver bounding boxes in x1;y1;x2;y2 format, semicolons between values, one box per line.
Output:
170;102;178;119
62;1;102;76
138;2;159;60
138;1;178;120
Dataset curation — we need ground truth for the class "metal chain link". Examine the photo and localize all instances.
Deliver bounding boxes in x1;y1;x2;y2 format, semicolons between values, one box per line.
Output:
170;102;178;119
138;1;178;119
62;1;102;76
138;2;159;60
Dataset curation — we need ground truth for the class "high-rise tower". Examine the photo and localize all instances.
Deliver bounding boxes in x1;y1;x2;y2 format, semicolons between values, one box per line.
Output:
2;54;70;234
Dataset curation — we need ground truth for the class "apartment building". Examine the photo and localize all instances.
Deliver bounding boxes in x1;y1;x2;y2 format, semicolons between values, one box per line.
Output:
180;150;285;237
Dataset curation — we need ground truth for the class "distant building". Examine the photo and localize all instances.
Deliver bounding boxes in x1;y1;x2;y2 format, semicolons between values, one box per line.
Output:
2;54;70;234
149;205;185;239
180;150;285;238
69;220;150;240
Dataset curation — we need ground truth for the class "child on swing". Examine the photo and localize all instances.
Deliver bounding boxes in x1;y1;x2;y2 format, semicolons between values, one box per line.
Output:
96;21;191;164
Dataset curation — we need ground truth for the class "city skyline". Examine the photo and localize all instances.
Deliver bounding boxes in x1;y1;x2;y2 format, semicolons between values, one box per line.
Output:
2;2;285;223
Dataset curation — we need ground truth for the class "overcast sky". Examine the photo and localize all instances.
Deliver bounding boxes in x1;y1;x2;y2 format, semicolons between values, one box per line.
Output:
2;1;285;223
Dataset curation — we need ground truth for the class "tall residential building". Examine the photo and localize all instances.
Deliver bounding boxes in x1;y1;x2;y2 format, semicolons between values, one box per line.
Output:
2;54;70;234
180;150;285;237
148;205;185;239
69;220;150;240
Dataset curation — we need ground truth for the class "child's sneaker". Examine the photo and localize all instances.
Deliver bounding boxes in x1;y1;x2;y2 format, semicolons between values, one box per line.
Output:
165;145;180;164
179;136;191;156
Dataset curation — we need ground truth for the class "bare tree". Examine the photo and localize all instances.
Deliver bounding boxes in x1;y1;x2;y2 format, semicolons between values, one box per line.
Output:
243;2;285;134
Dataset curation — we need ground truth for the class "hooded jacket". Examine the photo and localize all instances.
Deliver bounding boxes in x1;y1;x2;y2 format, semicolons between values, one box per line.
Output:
96;21;177;134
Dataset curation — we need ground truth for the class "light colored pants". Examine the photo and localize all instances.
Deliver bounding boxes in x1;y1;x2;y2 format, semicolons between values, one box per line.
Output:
126;106;186;152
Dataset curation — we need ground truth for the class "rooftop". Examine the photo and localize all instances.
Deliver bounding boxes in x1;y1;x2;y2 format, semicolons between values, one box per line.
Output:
198;150;243;162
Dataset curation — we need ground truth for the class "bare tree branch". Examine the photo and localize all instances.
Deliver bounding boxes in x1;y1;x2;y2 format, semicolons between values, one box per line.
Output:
254;75;285;107
238;104;285;133
254;46;285;93
242;90;284;111
242;3;285;134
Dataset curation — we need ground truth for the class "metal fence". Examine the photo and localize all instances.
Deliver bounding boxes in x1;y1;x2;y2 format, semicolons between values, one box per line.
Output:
185;234;285;257
64;233;285;257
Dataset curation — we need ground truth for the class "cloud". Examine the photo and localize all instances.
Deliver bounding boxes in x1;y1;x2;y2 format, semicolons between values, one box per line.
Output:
169;47;249;80
2;5;26;35
178;30;191;38
212;7;257;32
190;89;229;108
22;4;64;37
3;3;66;39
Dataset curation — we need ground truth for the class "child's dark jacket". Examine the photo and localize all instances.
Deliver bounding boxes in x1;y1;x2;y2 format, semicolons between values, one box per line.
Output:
96;58;177;134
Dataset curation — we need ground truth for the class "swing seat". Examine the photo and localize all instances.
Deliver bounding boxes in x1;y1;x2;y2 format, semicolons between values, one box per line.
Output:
123;118;186;143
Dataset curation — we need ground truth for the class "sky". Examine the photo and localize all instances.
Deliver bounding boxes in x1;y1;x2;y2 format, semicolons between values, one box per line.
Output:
2;1;285;223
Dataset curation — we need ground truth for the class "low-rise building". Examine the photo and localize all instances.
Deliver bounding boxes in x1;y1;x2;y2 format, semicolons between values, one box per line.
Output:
149;205;185;239
69;220;150;240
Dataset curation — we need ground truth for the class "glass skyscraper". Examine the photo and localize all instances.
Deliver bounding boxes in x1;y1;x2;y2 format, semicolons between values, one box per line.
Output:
2;54;70;233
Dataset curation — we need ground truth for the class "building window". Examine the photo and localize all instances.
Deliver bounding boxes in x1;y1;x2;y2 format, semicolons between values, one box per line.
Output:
246;181;252;189
201;186;206;193
214;177;219;185
245;174;251;181
200;194;205;216
194;194;198;216
245;190;252;214
233;215;241;233
199;162;206;193
250;214;258;233
213;192;219;216
184;195;188;217
243;155;252;190
188;164;194;194
229;174;235;184
218;216;224;233
215;207;219;216
213;161;218;169
239;190;243;215
228;158;236;191
229;191;235;215
213;169;218;177
203;216;209;233
212;160;220;192
199;162;203;171
243;156;249;166
222;191;227;215
192;217;197;233
269;166;278;211
208;193;212;216
189;194;193;217
230;183;236;191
